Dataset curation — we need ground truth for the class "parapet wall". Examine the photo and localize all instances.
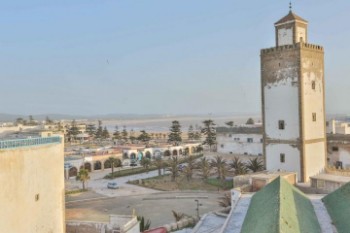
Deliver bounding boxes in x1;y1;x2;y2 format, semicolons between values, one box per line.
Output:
261;42;324;55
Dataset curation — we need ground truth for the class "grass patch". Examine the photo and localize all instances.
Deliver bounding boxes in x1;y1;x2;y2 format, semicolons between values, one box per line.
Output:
206;178;233;190
104;154;204;179
65;189;88;195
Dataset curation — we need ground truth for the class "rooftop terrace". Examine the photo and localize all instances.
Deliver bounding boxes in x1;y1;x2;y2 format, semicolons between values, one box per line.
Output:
0;136;62;150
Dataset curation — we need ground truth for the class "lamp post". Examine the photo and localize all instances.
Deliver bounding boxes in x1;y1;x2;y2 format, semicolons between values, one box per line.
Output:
195;199;202;218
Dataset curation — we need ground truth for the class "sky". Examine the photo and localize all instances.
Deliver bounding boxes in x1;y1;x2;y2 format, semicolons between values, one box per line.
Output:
0;0;350;116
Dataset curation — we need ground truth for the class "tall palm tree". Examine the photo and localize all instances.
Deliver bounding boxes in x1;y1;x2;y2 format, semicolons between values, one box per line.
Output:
76;168;90;190
154;157;164;176
106;157;122;175
246;158;264;172
167;157;180;182
198;157;210;180
230;157;248;176
210;155;227;180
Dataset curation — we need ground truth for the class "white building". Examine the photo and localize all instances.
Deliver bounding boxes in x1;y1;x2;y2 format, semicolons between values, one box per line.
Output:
261;10;326;182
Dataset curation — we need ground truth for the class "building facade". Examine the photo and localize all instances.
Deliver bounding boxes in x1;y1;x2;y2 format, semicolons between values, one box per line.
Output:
261;10;327;182
0;136;65;233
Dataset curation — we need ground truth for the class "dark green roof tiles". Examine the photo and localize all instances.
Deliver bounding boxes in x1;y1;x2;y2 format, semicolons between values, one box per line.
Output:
241;177;321;233
322;182;350;233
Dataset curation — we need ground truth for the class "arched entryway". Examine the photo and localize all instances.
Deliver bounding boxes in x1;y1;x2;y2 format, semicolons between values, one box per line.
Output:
123;153;129;159
179;149;183;155
69;167;77;177
164;150;171;156
94;161;102;170
130;153;136;160
172;150;178;156
145;151;151;159
84;162;92;172
104;160;111;169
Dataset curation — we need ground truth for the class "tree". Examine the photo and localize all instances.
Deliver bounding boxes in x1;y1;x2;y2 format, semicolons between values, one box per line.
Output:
45;116;53;124
95;120;103;139
102;126;110;139
67;120;80;141
210;155;227;180
225;121;234;128
168;120;182;146
246;158;264;173
137;216;151;232
154;157;164;176
167;157;180;182
201;120;217;151
246;118;255;125
198;157;210;180
15;117;25;125
86;124;96;138
106;157;122;175
171;210;185;222
138;130;151;145
183;156;195;181
230;157;248;176
28;115;37;126
122;126;128;142
188;125;195;141
194;131;201;140
112;125;121;140
140;157;151;172
218;192;231;208
129;129;136;144
76;168;90;190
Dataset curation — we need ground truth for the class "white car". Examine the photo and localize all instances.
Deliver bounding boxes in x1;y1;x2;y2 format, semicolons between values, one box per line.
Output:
107;182;119;189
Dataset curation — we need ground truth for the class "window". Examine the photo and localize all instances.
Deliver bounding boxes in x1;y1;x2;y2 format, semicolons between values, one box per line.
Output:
312;113;317;122
260;138;263;143
228;134;232;138
280;153;285;163
221;144;224;148
279;120;285;130
35;194;40;202
247;138;253;143
234;138;240;141
312;81;316;90
332;146;339;152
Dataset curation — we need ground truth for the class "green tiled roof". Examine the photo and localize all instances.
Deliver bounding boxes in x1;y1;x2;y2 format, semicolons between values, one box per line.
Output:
241;177;321;233
322;182;350;233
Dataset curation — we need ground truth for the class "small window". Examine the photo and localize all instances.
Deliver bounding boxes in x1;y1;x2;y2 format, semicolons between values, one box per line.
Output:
279;120;285;130
280;153;285;163
221;144;224;148
247;138;253;143
312;113;317;122
228;134;232;138
35;194;40;202
312;81;316;90
332;146;339;152
260;138;263;143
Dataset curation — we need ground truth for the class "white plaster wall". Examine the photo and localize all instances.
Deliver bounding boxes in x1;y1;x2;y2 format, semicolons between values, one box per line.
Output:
0;142;65;233
217;134;262;155
278;28;293;46
338;148;350;169
266;144;301;181
264;78;300;140
304;142;326;182
302;70;325;140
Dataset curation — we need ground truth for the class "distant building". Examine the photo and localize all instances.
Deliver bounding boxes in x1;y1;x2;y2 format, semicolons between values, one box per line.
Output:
0;136;65;233
326;119;350;134
261;9;326;182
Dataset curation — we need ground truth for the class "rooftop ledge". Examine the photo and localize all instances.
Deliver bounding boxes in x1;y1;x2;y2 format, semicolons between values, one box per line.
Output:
261;42;324;54
0;136;62;150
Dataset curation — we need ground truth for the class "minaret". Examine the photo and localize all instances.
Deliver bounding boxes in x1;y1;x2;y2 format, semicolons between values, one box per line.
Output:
261;8;326;182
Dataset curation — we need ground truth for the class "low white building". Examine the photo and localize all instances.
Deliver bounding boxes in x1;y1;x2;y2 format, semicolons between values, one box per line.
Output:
326;119;350;135
216;127;263;156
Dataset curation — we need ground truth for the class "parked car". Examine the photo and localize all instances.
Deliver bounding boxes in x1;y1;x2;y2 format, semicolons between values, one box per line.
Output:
107;182;119;189
130;160;138;166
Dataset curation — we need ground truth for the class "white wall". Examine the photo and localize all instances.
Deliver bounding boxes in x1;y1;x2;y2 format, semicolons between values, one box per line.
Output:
264;78;300;140
217;134;262;155
266;144;301;181
304;142;326;181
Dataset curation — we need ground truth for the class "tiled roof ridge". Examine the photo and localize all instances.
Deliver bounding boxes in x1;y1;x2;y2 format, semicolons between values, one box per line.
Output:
275;11;308;25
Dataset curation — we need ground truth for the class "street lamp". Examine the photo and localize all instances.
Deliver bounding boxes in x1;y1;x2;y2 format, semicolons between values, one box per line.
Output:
195;199;202;218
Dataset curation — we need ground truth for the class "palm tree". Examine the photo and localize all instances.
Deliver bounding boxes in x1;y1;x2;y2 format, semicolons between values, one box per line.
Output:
137;216;151;232
183;165;193;181
246;158;264;172
218;192;231;208
154;157;164;176
198;157;210;180
230;157;248;176
167;157;180;182
210;155;227;180
141;157;151;172
106;157;122;175
171;210;185;222
76;168;90;190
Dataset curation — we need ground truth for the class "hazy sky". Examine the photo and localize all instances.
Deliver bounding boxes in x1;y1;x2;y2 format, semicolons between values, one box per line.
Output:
1;0;350;116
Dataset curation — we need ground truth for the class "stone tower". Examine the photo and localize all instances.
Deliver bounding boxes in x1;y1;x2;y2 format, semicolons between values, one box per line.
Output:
261;9;326;182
